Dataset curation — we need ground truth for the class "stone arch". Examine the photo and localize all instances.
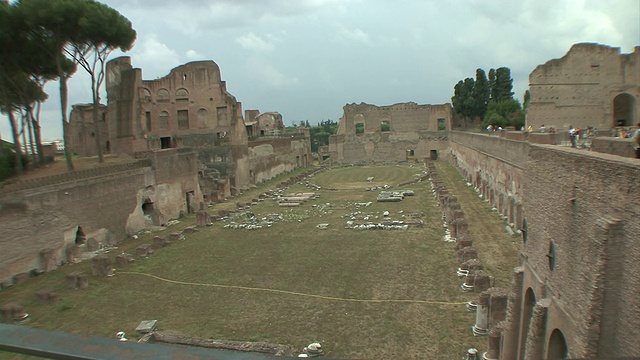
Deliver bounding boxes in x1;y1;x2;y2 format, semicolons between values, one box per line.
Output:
141;197;159;225
157;88;169;98
519;287;537;360
612;93;635;127
141;88;152;101
547;328;568;360
176;88;189;99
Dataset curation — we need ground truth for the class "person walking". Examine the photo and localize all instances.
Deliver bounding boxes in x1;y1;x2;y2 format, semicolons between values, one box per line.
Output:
632;122;640;159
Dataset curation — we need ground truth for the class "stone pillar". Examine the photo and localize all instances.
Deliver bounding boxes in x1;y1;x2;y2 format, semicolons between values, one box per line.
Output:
501;267;524;360
196;211;212;227
523;300;549;360
488;290;509;328
473;292;490;335
456;234;473;251
473;270;491;292
458;246;478;263
514;203;524;232
484;328;502;360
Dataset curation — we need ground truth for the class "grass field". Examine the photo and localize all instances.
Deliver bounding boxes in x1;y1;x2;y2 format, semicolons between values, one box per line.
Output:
0;162;520;359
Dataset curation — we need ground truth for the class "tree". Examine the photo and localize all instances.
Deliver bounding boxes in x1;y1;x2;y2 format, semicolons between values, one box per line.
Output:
482;99;524;129
451;78;476;123
69;1;136;163
492;67;514;102
18;0;136;167
472;69;490;119
488;68;496;100
0;2;26;173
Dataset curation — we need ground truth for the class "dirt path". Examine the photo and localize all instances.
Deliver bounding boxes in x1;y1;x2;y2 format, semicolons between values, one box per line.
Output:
434;160;521;289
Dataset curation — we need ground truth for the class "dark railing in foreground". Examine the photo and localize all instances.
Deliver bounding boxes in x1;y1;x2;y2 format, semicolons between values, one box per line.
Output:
0;323;282;360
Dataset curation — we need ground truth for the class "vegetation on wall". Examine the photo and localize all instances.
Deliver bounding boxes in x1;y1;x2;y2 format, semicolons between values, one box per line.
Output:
309;120;338;152
451;66;525;129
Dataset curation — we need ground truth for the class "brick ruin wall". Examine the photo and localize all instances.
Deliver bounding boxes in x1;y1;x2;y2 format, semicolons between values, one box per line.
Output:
248;137;310;184
448;131;526;227
448;132;640;358
0;151;202;284
520;146;639;358
527;43;640;132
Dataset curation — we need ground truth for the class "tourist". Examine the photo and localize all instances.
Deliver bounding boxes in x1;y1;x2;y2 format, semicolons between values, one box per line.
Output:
486;124;494;132
527;125;533;133
568;126;578;148
539;124;546;133
633;123;640;159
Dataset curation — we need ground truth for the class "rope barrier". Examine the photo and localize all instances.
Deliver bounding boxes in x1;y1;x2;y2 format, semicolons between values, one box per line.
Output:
118;271;467;305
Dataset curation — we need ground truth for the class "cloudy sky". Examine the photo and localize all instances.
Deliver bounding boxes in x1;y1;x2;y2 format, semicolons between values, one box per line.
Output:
2;0;639;140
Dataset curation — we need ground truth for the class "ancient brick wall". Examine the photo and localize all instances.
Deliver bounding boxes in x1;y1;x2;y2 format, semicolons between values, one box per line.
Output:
0;166;150;284
0;151;202;285
449;131;526;226
527;43;640;131
248;137;311;184
327;102;451;164
519;145;639;358
448;133;640;358
67;104;109;157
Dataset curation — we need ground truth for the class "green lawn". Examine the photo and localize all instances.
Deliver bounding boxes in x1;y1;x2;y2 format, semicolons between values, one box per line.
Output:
0;162;519;359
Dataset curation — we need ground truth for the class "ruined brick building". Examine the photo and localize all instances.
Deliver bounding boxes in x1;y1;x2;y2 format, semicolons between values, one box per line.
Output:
66;103;109;157
326;101;452;163
527;43;639;131
105;57;310;202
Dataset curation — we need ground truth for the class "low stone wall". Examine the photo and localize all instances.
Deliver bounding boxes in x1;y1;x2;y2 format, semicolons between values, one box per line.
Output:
591;137;636;158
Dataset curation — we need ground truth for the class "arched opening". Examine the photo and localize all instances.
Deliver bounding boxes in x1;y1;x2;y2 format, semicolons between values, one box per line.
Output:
519;287;536;360
142;198;154;216
547;328;568;360
74;226;86;245
612;93;635;127
141;198;159;226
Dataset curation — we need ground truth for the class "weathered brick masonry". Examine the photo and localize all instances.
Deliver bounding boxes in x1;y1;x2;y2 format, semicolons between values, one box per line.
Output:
0;151;202;284
448;132;640;359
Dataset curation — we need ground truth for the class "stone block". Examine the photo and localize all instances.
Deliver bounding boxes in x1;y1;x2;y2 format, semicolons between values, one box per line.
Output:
169;233;185;242
65;271;88;289
183;225;199;234
135;244;153;257
35;289;58;304
0;302;28;322
135;319;158;334
92;254;113;277
115;253;135;267
153;236;170;249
